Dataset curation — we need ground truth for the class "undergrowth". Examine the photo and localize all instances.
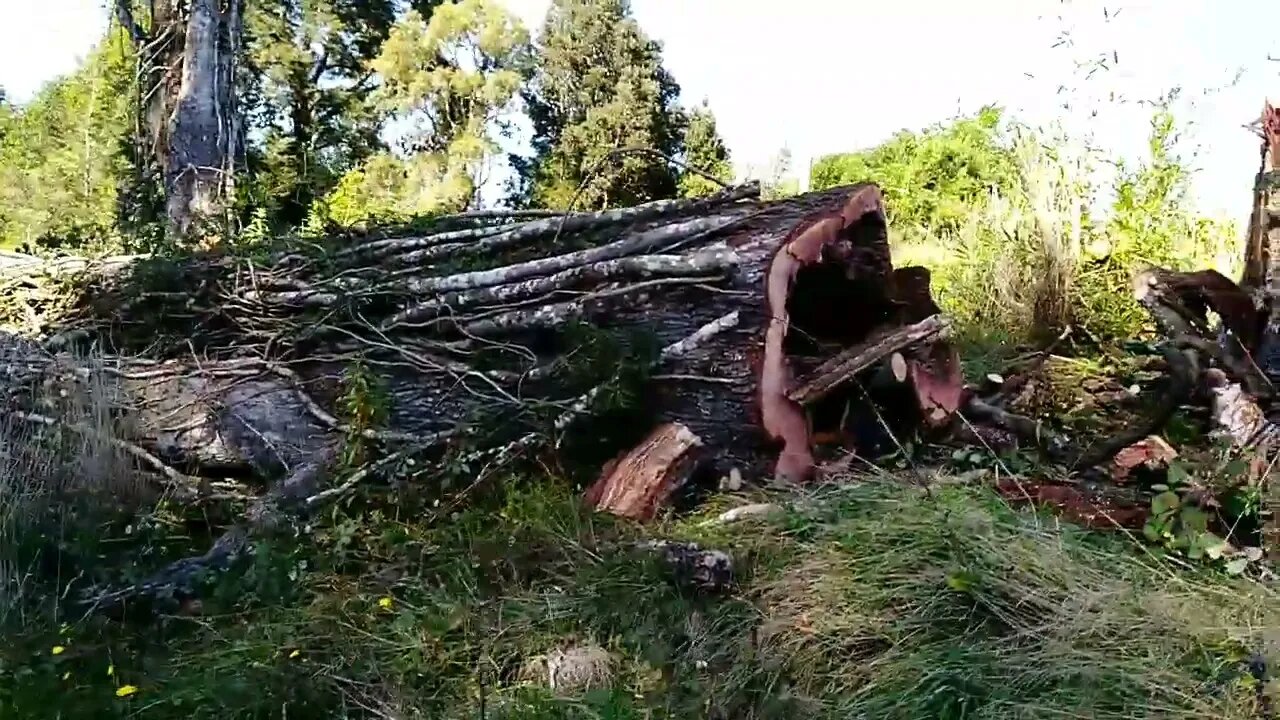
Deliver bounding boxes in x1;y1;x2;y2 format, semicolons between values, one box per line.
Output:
5;472;1275;719
816;106;1240;355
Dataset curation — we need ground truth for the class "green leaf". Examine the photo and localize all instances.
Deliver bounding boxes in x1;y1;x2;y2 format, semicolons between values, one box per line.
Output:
1224;557;1249;575
1150;491;1181;516
1179;506;1210;535
1200;532;1229;560
945;571;976;592
1224;458;1250;478
1166;461;1191;487
1142;522;1162;543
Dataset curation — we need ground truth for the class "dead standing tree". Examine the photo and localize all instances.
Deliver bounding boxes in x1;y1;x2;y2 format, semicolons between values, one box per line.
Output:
115;0;244;239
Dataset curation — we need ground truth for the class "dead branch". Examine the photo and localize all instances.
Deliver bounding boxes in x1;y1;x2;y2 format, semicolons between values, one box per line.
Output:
337;182;759;262
788;315;949;405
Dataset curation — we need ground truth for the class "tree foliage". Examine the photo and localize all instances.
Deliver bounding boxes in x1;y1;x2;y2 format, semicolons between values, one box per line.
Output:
318;0;528;225
678;100;733;198
0;32;134;250
515;0;688;210
810;106;1020;234
1074;108;1234;339
241;0;406;227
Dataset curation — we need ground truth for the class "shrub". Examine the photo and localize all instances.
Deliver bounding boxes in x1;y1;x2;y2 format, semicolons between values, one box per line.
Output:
813;106;1239;349
811;106;1020;236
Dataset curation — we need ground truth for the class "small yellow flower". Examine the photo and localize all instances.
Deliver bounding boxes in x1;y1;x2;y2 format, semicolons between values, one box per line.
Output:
378;596;393;610
62;671;71;681
288;649;301;659
51;646;66;656
116;685;139;698
107;664;114;677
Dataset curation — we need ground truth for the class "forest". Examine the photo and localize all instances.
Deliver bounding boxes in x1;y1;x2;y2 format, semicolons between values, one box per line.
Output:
2;1;1280;718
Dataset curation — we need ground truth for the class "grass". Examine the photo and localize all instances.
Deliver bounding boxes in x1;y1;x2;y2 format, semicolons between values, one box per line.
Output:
5;470;1275;719
0;347;146;629
0;104;1268;718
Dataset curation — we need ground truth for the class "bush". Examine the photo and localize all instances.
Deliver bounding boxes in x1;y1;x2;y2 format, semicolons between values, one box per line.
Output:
812;106;1239;349
811;106;1020;236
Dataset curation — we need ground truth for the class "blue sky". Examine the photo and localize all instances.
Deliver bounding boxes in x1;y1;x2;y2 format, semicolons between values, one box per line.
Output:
2;1;1278;224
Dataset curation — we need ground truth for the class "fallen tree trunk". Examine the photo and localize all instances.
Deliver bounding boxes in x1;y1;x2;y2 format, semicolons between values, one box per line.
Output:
1;182;963;492
19;160;1275;606
0;182;983;607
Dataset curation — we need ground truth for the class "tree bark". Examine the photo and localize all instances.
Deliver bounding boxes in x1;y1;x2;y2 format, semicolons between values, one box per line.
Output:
1243;102;1280;382
4;182;962;490
117;0;244;241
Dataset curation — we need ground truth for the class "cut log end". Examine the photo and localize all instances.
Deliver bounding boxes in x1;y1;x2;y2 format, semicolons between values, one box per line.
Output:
585;422;704;521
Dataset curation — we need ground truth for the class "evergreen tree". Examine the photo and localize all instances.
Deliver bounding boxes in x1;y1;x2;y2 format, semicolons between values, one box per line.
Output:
515;0;687;210
678;100;733;198
243;0;416;227
0;32;134;250
320;0;528;224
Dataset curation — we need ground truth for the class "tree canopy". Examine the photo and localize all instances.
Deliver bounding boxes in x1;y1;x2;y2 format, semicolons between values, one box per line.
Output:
0;32;134;250
513;0;689;210
0;0;727;243
678;101;734;198
241;0;403;226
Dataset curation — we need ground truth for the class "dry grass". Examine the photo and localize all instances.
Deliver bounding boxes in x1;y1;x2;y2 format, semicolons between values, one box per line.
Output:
900;121;1241;352
0;347;142;627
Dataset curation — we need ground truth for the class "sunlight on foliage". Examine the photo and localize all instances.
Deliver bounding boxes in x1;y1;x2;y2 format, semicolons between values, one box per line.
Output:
365;0;528;215
811;104;1239;346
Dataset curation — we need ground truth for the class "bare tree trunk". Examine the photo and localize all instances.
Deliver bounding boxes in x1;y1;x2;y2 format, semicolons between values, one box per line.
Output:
117;0;244;241
1242;103;1280;381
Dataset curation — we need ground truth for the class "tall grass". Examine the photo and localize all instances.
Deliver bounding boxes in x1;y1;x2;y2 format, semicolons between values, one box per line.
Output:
0;348;142;630
817;108;1242;352
21;475;1263;719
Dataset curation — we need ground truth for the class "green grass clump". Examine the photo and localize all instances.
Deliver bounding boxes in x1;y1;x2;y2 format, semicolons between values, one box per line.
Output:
7;475;1274;719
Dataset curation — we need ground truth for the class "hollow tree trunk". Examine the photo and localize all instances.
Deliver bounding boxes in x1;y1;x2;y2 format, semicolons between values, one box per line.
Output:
6;182;961;492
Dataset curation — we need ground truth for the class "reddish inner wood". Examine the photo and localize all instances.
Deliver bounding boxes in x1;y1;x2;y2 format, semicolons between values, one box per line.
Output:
760;186;887;482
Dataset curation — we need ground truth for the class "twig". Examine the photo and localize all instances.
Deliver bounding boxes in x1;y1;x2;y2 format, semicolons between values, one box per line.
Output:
8;409;200;496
